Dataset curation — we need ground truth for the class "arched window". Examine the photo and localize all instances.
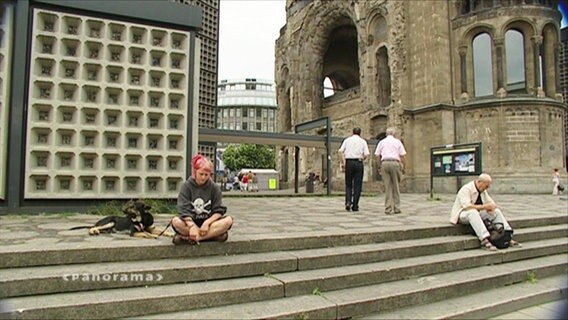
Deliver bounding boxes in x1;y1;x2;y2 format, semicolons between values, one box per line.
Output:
376;46;391;107
505;29;526;92
472;33;493;97
323;77;334;98
322;24;360;97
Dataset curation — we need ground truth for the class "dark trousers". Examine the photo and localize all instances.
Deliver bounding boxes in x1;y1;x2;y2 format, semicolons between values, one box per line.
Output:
345;160;364;209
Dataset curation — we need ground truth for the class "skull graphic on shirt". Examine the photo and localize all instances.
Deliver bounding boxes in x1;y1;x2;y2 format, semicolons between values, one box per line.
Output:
191;198;211;215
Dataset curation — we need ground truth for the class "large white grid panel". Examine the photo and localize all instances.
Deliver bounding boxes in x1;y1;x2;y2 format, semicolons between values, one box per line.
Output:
24;9;192;198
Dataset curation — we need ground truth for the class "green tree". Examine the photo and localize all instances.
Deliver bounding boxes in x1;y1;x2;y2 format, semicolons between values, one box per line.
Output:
222;144;275;171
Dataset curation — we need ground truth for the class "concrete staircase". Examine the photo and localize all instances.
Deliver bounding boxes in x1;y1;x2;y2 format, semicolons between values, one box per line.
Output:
1;215;566;319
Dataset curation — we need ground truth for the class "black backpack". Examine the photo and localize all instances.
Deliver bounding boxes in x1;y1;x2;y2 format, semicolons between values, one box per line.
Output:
485;221;513;249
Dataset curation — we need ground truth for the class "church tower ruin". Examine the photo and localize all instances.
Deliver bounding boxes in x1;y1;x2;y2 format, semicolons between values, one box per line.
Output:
275;0;566;193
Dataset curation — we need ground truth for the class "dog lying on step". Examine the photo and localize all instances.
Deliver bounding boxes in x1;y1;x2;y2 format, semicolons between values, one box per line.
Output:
70;200;173;238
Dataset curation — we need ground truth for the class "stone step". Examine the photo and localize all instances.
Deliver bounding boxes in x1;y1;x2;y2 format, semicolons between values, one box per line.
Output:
488;298;567;320
292;224;567;270
268;238;567;297
4;246;566;319
1;225;565;298
1;216;565;269
131;254;568;320
0;234;487;298
504;216;567;230
360;275;568;319
514;223;568;243
0;251;297;299
323;254;568;319
5;275;284;320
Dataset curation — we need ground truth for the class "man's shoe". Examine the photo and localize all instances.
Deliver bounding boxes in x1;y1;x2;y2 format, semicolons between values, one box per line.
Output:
480;238;498;251
510;239;522;248
345;205;351;211
394;210;402;214
352;207;359;212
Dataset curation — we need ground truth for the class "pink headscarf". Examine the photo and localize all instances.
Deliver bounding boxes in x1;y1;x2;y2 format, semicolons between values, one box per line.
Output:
191;154;213;178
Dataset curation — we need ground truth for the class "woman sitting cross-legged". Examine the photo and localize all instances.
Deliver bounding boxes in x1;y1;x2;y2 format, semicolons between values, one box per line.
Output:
171;154;233;245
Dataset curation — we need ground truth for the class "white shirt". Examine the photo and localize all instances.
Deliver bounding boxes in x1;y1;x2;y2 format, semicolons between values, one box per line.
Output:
339;135;370;159
374;135;406;160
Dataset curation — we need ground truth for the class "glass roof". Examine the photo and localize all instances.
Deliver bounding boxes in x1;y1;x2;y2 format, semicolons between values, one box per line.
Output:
218;93;277;107
218;96;276;107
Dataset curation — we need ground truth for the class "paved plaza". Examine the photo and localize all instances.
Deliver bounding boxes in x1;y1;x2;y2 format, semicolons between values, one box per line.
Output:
0;193;566;248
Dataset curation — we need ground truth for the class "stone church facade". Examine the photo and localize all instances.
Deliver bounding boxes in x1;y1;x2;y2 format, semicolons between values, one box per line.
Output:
275;0;566;194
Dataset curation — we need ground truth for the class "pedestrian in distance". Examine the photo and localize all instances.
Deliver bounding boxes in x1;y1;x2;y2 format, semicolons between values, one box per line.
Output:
171;154;233;245
552;168;563;195
338;127;370;212
251;173;259;192
241;173;249;192
374;127;407;215
449;173;520;251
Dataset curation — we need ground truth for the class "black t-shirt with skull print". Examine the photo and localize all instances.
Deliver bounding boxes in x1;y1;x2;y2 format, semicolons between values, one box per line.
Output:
176;177;227;226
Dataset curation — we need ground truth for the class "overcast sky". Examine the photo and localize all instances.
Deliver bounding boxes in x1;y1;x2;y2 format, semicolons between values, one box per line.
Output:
217;1;567;84
561;2;568;28
218;0;286;82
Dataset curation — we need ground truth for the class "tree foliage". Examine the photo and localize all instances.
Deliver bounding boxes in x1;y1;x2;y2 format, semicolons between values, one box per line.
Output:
222;144;275;171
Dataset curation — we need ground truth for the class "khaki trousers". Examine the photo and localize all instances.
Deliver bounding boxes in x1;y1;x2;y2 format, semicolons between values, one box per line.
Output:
381;161;402;213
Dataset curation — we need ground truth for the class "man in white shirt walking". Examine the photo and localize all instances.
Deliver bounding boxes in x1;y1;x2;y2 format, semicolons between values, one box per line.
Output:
375;127;407;215
338;128;370;212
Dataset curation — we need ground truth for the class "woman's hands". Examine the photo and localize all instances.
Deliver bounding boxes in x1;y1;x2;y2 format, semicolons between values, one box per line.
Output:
186;221;210;243
185;214;220;242
183;218;200;243
199;223;209;237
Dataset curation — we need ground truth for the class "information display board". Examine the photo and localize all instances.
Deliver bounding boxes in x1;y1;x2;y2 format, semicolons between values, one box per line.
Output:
431;143;481;177
430;143;482;197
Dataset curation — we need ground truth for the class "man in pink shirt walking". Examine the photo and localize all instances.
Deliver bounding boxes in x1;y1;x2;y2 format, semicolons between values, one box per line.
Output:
375;127;407;215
